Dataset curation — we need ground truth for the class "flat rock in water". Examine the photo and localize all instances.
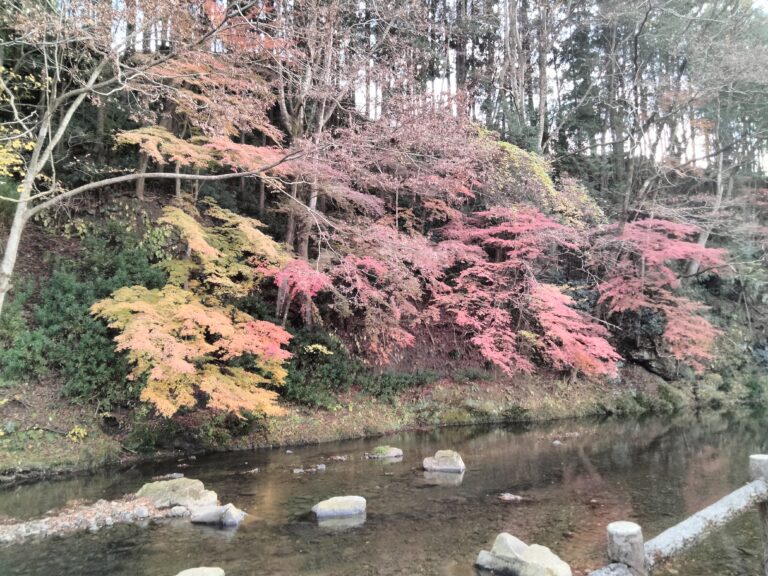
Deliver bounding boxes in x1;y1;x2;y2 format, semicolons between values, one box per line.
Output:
175;569;225;576
190;503;246;528
311;496;366;518
136;478;218;509
367;446;403;459
475;532;571;576
423;450;465;473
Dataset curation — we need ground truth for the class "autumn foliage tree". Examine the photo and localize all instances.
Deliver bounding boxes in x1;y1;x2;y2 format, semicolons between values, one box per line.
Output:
0;0;296;313
593;219;727;371
437;207;620;378
93;202;295;417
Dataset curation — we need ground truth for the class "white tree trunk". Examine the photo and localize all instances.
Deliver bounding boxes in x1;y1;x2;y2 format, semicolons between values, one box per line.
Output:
0;180;32;314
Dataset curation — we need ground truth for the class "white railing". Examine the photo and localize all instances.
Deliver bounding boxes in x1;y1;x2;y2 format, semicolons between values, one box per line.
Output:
590;454;768;576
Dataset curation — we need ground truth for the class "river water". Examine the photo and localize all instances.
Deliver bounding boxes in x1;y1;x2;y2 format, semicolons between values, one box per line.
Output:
0;410;766;576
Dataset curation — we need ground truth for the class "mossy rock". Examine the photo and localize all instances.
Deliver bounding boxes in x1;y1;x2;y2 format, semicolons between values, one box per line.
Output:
136;478;218;509
368;445;403;459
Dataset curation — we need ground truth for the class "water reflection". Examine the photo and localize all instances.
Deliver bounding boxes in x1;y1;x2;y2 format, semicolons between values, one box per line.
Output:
0;409;766;576
317;513;366;530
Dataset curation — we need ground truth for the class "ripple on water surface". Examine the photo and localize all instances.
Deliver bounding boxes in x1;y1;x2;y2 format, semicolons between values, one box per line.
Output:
1;410;767;576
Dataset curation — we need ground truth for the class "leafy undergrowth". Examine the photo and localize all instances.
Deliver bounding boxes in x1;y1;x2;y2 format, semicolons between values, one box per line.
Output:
232;369;695;450
0;382;122;482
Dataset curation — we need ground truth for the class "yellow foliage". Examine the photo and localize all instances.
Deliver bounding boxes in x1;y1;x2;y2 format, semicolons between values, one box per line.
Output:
158;202;290;298
159;207;220;259
92;285;291;418
489;141;605;228
67;425;88;443
304;344;333;356
115;126;214;169
0;127;34;178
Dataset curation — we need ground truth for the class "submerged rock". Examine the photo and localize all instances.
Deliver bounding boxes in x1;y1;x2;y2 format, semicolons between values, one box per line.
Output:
317;513;367;529
0;478;238;546
498;493;525;502
366;446;403;460
0;497;165;546
136;478;218;509
152;472;185;481
312;496;366;518
190;503;247;528
175;568;225;576
423;450;465;473
475;532;571;576
423;471;465;486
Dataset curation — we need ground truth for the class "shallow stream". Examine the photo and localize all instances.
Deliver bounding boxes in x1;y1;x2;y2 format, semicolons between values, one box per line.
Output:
1;410;767;575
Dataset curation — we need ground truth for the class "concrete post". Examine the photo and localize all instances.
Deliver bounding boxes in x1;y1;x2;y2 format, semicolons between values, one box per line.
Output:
750;455;768;576
607;521;647;576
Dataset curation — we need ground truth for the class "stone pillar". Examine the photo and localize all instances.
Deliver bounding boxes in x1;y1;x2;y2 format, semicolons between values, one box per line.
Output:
607;521;647;576
750;455;768;576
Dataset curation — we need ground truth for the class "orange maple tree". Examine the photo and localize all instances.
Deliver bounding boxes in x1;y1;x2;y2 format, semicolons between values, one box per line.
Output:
93;202;294;417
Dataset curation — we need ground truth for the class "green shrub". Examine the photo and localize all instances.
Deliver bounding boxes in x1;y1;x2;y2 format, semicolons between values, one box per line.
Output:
282;329;363;409
453;366;496;383
502;404;531;422
195;411;264;449
0;223;167;408
361;370;439;402
744;372;767;406
124;406;184;452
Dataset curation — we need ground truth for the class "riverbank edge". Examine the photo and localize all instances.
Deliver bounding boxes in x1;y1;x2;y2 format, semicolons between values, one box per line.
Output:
0;368;758;488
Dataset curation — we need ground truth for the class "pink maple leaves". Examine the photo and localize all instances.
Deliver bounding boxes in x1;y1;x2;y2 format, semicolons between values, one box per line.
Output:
438;207;620;377
595;219;727;371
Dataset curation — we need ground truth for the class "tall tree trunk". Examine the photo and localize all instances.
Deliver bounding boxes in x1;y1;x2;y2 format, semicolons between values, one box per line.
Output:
536;0;548;151
0;186;30;314
520;0;535;126
455;0;468;93
135;152;148;200
174;163;182;200
607;25;624;186
125;0;137;56
0;60;104;316
141;0;151;53
298;180;319;326
191;168;201;202
95;103;107;164
284;181;299;249
238;131;246;197
258;179;266;218
687;155;729;276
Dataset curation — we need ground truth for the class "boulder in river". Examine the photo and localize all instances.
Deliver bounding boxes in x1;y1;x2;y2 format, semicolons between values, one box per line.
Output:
475;532;571;576
423;450;465;473
175;569;225;576
366;446;403;460
312;496;366;518
190;503;247;528
136;478;218;509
